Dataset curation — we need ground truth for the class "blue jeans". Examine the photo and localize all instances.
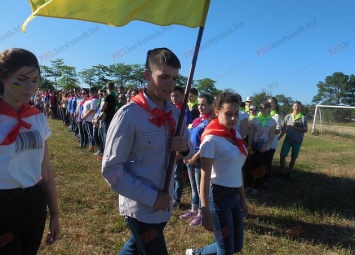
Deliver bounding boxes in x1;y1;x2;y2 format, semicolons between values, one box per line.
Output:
173;159;185;203
196;184;244;255
187;159;201;212
119;217;168;255
78;121;88;147
84;121;95;147
93;126;103;152
101;122;111;151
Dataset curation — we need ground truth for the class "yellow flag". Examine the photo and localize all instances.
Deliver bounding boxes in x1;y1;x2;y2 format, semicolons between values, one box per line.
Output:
22;0;210;32
28;0;50;12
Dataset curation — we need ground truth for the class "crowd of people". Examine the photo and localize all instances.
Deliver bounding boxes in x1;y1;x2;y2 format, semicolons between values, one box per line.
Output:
1;47;308;255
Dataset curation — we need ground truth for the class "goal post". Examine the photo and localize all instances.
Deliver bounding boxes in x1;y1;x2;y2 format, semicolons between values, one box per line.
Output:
312;105;355;134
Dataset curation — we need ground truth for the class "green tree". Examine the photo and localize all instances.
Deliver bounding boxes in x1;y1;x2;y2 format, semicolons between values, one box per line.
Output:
274;94;294;116
79;68;96;88
92;64;110;88
49;59;64;91
312;72;354;106
251;91;270;109
343;74;355;106
130;64;145;89
39;65;55;90
221;88;236;94
57;65;78;90
108;63;133;87
194;78;220;96
176;75;188;88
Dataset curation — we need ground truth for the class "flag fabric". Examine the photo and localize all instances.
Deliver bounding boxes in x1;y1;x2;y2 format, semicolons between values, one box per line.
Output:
28;0;50;12
22;0;210;31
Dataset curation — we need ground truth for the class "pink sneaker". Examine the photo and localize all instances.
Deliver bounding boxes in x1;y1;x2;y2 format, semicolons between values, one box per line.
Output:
180;210;197;220
189;214;202;226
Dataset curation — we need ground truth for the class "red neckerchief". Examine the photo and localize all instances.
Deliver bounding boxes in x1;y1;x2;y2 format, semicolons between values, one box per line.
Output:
175;102;183;110
131;89;176;135
201;118;247;157
0;99;41;145
192;112;213;128
80;97;89;106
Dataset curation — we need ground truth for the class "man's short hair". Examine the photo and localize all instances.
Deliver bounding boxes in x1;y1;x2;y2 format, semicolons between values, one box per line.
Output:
107;82;115;90
145;48;181;71
190;88;198;96
173;86;184;95
90;87;98;93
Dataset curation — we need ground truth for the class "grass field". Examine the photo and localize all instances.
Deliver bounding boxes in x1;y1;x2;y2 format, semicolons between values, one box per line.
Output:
38;119;355;255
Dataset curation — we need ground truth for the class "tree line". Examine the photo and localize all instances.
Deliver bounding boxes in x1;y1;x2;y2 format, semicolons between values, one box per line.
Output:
39;59;355;120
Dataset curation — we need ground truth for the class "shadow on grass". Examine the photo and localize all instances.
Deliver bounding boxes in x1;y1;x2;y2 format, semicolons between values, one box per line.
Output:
246;168;355;250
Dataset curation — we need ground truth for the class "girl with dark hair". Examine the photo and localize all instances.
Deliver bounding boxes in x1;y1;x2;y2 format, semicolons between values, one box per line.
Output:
0;48;59;254
180;94;214;226
187;92;248;254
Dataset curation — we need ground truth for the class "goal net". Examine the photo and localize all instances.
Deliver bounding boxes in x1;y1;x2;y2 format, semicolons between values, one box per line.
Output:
311;105;355;136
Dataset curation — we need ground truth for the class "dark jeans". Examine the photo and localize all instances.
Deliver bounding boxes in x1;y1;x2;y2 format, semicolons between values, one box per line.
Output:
100;122;111;151
196;184;244;255
84;121;95;147
119;217;168;255
173;159;185;203
78;121;88;147
93;126;103;153
245;151;269;189
0;183;47;255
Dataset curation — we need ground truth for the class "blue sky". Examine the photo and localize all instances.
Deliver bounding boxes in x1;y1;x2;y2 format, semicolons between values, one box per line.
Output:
1;0;354;104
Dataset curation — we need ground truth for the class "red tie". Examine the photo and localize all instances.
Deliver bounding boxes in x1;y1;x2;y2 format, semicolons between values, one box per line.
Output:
131;89;176;136
201;118;248;157
0;100;41;145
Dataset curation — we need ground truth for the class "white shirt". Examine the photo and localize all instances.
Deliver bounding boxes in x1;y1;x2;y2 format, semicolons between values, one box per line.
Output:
234;111;249;138
200;134;246;188
82;98;99;122
0;113;51;188
270;113;282;149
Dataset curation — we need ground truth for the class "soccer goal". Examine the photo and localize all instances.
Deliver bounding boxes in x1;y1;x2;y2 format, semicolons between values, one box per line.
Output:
311;105;355;135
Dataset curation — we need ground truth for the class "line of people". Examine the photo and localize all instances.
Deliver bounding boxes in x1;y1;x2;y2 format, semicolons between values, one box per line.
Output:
1;47;308;255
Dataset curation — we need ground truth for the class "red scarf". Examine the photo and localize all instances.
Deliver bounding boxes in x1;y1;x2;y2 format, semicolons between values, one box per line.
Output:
0;100;41;145
131;89;176;135
80;97;89;106
175;102;183;110
201;118;248;157
192;112;213;128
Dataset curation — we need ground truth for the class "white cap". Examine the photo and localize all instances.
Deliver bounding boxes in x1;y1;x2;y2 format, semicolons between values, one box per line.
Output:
245;97;252;102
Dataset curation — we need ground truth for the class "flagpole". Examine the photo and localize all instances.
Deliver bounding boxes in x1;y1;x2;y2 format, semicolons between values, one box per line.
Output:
164;26;205;193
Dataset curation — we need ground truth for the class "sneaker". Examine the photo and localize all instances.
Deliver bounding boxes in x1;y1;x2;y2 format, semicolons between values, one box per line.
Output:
97;156;103;161
94;151;103;156
180;210;197;220
186;249;196;255
189;214;201;226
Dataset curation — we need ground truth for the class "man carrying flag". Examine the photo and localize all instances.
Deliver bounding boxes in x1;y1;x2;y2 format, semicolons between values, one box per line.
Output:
102;48;193;254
